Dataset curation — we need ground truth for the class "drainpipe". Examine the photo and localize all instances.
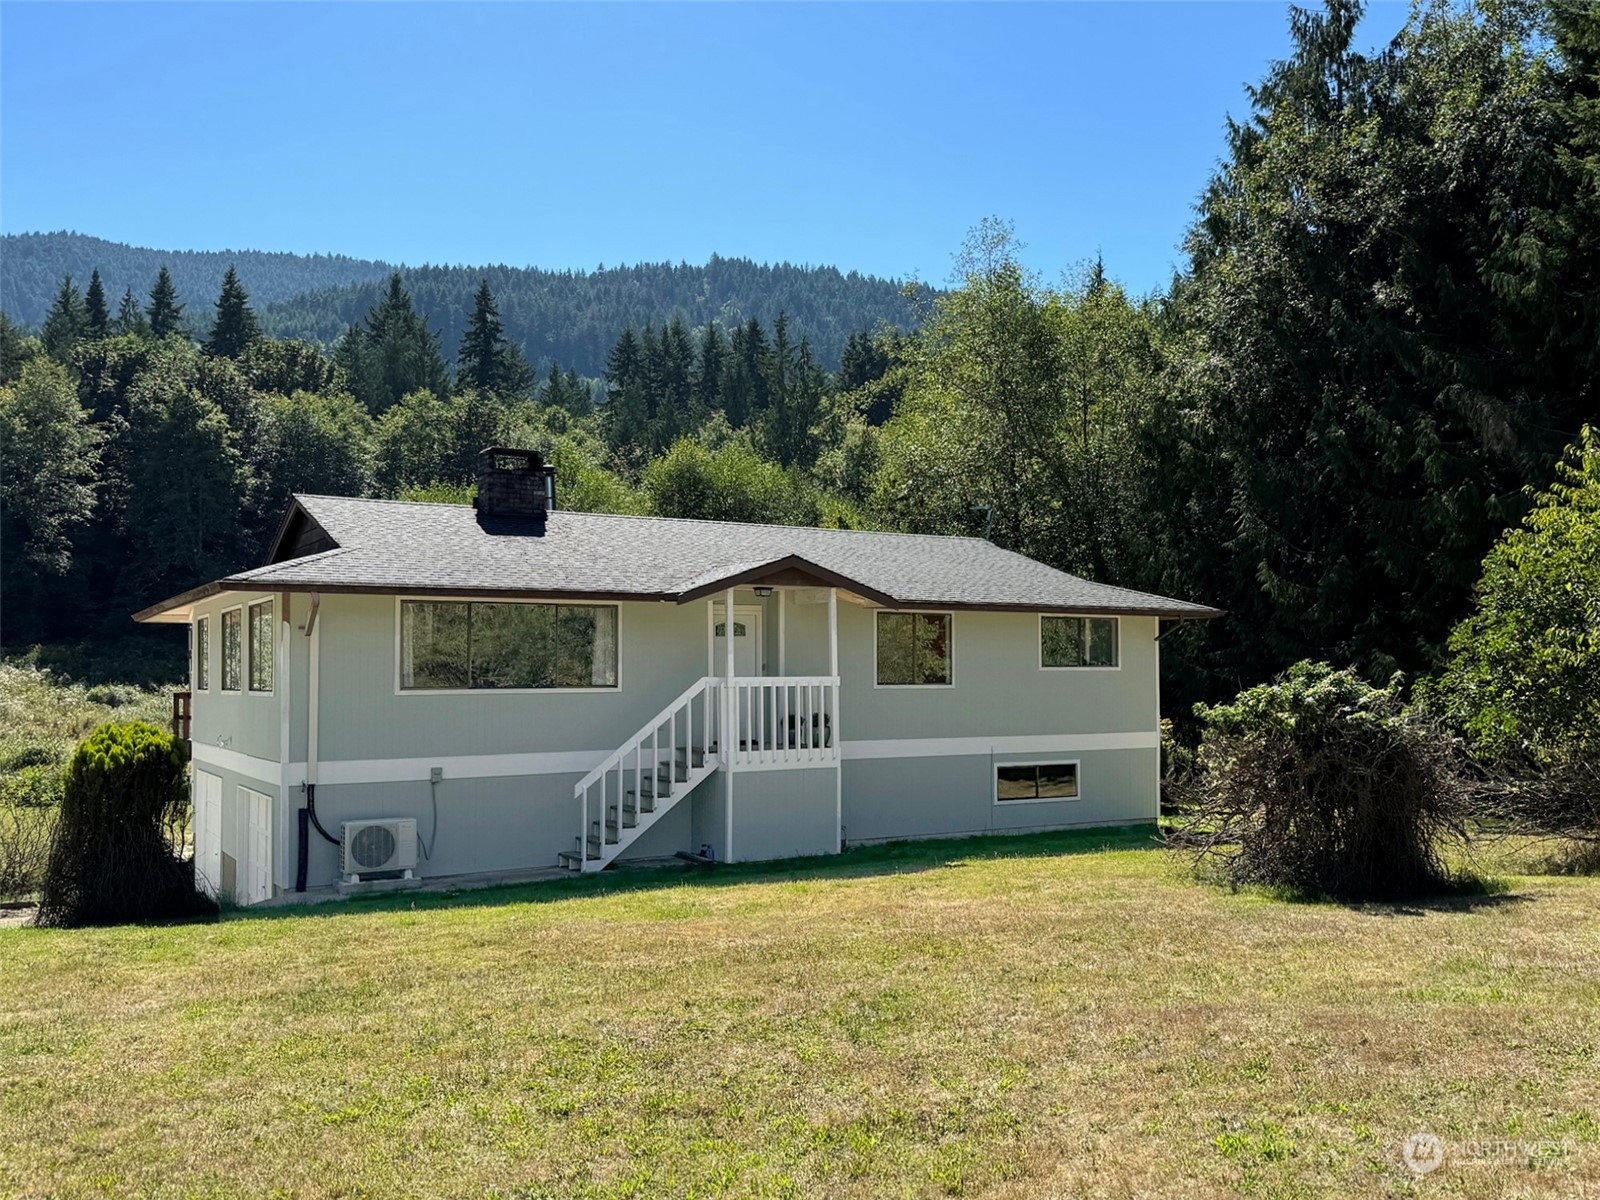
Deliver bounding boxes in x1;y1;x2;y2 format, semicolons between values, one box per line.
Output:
298;593;338;893
724;587;735;863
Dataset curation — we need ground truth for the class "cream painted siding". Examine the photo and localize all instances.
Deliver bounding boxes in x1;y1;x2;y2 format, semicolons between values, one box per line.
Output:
837;608;1160;742
183;583;1162;891
314;593;709;763
188;592;284;765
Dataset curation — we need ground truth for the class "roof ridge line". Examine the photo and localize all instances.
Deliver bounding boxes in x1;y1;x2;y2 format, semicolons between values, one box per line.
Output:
292;494;995;545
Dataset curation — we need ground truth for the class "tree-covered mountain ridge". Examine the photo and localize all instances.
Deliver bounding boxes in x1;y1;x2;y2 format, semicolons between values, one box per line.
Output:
2;232;921;374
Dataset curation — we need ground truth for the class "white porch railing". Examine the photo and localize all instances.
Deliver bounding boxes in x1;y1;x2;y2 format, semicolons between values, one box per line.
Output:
725;676;840;768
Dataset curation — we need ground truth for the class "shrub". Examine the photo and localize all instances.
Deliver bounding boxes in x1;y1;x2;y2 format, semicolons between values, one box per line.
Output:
0;805;55;901
1170;662;1467;901
35;721;216;927
1426;427;1600;763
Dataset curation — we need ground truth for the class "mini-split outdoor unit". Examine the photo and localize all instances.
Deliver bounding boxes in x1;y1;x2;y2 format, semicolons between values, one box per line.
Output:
342;818;418;881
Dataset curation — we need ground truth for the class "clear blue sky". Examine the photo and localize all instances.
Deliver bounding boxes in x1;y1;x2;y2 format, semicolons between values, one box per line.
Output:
1;2;1408;294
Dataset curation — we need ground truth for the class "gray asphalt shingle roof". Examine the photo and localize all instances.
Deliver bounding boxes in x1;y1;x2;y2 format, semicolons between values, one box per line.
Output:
199;495;1222;619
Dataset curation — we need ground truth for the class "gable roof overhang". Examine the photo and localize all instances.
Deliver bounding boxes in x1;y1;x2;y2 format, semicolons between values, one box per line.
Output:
674;554;899;608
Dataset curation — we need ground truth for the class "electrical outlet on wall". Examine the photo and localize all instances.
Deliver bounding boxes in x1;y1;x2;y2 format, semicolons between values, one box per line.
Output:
429;767;443;783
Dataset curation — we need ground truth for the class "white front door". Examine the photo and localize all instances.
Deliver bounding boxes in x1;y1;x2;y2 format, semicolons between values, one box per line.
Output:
240;787;273;906
713;605;764;677
192;770;223;898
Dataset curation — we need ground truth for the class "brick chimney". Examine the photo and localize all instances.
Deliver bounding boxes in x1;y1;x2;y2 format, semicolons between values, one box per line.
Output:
474;447;555;527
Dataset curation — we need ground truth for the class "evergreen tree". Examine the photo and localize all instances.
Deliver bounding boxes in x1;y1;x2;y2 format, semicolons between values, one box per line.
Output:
694;321;727;423
655;316;696;448
83;270;110;339
145;266;185;338
0;310;40;385
114;288;148;337
336;273;450;413
603;327;649;457
204;266;261;358
1151;0;1593;685
838;329;890;394
721;318;769;428
456;281;533;397
40;276;87;364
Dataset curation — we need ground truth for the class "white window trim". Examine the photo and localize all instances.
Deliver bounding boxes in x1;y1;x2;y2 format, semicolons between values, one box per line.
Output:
872;609;955;689
392;595;625;696
1038;613;1121;672
993;757;1082;806
193;614;211;692
246;597;276;696
219;604;244;693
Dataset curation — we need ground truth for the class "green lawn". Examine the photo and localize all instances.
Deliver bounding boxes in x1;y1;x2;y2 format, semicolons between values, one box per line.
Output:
1;827;1596;1199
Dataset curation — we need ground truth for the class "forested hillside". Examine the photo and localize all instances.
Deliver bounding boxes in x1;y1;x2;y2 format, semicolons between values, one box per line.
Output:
0;233;393;327
258;257;916;374
2;236;919;375
3;0;1596;725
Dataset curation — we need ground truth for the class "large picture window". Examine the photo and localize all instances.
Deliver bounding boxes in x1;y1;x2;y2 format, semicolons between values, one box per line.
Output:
400;600;619;691
1041;615;1119;668
875;611;952;686
221;608;242;692
996;762;1079;803
194;616;210;691
248;600;274;692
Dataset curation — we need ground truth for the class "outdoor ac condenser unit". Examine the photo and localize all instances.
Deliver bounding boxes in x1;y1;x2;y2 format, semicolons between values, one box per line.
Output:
342;818;418;881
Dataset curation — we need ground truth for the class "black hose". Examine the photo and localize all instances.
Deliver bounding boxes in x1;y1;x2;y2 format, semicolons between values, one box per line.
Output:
306;783;340;846
295;808;309;892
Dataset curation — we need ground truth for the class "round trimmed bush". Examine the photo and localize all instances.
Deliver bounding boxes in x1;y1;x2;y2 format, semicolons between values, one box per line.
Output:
36;721;216;927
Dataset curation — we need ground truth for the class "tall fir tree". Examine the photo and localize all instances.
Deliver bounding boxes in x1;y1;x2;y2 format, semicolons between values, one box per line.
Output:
83;270;110;339
114;288;148;337
603;327;649;455
456;281;532;396
694;321;726;423
145;266;185;338
335;273;450;413
204;266;261;358
40;276;87;364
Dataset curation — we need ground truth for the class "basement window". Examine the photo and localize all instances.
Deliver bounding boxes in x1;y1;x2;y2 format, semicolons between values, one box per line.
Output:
1041;616;1119;668
996;762;1079;803
400;600;619;691
249;600;274;693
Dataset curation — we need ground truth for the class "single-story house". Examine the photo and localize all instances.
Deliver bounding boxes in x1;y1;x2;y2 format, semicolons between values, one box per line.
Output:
135;447;1222;904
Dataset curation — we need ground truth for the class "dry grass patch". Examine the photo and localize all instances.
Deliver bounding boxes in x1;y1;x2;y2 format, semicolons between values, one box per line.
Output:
1;828;1597;1198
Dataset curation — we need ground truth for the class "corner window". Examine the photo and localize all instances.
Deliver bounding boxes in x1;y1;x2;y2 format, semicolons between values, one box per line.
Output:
221;608;242;691
876;611;952;686
997;762;1079;803
400;600;619;690
194;616;210;691
1041;616;1118;668
248;600;274;692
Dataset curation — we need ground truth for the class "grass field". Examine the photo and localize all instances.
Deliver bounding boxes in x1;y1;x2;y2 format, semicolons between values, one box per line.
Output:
1;827;1596;1199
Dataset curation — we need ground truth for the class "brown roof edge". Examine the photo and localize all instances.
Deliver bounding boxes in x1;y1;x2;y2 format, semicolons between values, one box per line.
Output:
131;581;226;623
675;554;900;608
134;578;1226;623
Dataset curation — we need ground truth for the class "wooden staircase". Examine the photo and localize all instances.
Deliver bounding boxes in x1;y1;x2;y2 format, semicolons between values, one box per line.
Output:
559;676;720;873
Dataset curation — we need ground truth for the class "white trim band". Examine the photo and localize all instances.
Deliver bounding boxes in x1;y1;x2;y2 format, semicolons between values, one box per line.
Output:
841;732;1158;760
191;742;283;788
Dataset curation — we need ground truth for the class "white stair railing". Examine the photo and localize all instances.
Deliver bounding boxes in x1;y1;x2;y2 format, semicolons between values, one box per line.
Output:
568;675;721;871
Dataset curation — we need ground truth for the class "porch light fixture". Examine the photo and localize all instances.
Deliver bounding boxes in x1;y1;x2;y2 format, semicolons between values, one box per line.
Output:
754;586;774;597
